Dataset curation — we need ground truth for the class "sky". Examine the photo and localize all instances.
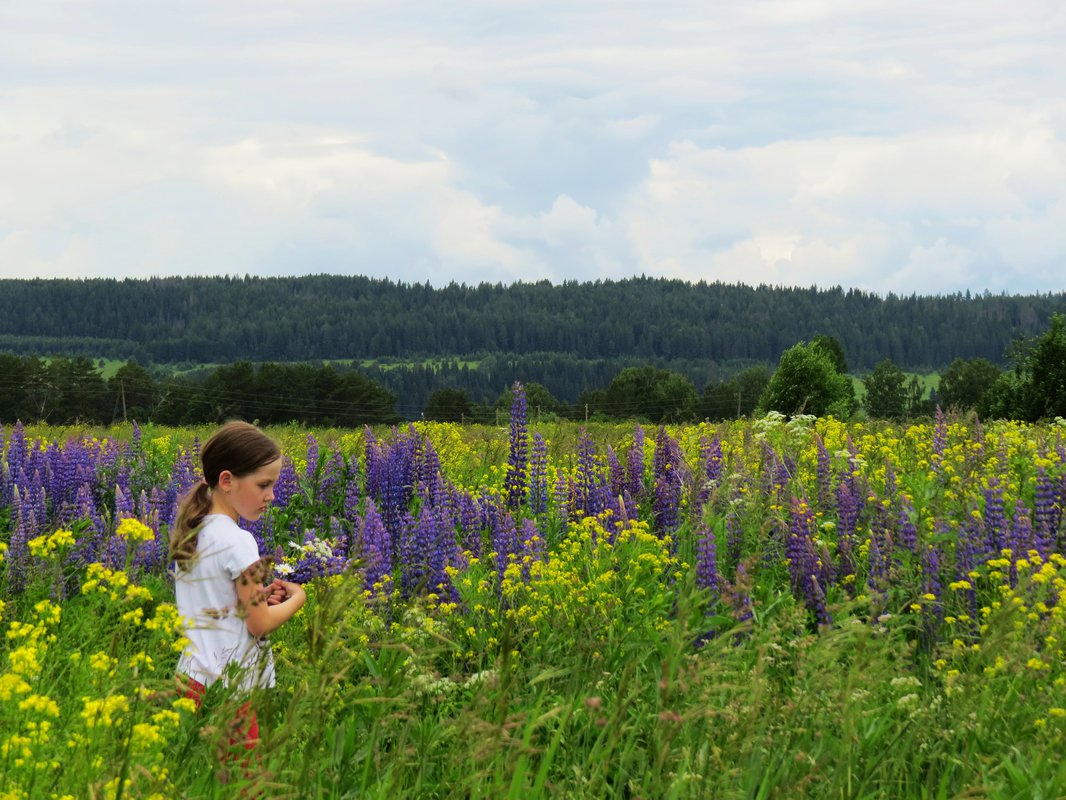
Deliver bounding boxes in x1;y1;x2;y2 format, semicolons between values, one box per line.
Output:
2;1;1065;295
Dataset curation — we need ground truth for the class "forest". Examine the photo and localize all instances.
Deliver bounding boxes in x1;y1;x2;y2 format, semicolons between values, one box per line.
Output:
1;275;1063;370
3;276;1066;425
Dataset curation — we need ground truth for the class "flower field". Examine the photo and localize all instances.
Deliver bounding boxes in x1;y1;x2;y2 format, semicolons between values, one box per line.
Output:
4;390;1066;798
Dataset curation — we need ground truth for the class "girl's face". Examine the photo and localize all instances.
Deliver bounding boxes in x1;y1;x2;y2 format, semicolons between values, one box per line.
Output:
215;457;283;522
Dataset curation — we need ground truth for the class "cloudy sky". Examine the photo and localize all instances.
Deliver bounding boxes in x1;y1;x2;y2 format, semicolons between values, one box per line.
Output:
2;1;1065;294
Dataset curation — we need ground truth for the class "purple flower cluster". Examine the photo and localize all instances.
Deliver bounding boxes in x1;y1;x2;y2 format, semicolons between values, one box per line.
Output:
626;425;646;500
695;522;719;597
652;427;685;536
528;433;549;515
505;381;529;510
786;498;832;625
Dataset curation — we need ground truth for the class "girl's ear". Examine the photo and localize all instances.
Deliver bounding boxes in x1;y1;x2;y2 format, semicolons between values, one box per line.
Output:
217;470;234;492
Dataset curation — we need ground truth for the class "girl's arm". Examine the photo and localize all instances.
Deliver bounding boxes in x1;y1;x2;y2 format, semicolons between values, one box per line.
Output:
235;561;307;638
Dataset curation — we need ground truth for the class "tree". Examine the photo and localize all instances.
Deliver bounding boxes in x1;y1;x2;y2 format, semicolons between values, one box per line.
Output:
1018;314;1066;420
47;357;109;423
811;334;848;374
863;359;907;420
980;314;1066;421
604;366;697;422
906;375;934;418
108;360;159;422
424;388;472;423
938;358;1001;412
698;365;769;420
0;354;44;422
494;382;561;420
759;342;854;418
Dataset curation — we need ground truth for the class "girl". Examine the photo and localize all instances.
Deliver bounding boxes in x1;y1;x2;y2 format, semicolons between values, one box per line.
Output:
170;421;306;753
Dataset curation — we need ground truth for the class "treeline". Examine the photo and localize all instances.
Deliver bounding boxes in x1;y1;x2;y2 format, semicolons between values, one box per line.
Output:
0;355;731;426
2;275;1065;371
3;313;1065;426
0;356;401;428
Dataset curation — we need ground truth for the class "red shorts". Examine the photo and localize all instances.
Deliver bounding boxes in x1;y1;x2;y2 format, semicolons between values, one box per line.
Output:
180;675;260;753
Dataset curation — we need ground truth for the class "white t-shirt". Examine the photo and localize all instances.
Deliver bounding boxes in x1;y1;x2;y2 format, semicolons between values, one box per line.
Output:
175;514;276;691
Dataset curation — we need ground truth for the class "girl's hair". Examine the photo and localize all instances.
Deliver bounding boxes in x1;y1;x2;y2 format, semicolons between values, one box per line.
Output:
170;421;281;568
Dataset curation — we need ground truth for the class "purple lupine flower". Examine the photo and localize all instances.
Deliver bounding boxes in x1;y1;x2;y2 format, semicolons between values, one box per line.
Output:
529;433;549;516
423;504;459;601
574;429;601;519
983;479;1007;557
867;497;892;590
304;433;320;484
16;469;47;540
456;491;485;557
363;427;382;499
652;427;684;536
518;518;544;581
417;438;442;495
505;381;529;510
626;424;646;500
807;573;832;627
289;528;347;584
7;487;33;592
492;510;520;585
786;499;822;599
343;462;362;525
6;421;28;495
1034;468;1058;557
396;511;420;597
695;521;720;598
922;539;944;626
361;500;392;595
318;449;345;507
760;444;794;496
365;428;418;532
932;406;947;472
835;476;862;586
114;483;134;521
897;496;918;555
691;434;720;515
274;456;299;511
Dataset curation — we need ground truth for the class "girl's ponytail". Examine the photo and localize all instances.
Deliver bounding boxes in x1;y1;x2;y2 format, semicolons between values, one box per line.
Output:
170;482;212;568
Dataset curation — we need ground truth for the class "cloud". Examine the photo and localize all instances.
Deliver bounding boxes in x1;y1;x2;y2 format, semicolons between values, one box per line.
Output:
618;114;1066;294
1;0;1065;292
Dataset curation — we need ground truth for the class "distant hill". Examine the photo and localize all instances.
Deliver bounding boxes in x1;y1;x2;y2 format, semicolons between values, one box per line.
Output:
1;275;1063;372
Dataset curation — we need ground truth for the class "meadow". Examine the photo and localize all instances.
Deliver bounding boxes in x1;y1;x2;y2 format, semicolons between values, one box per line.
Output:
3;389;1066;798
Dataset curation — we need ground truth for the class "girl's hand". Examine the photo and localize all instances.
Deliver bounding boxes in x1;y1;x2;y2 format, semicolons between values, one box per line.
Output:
238;569;308;638
275;579;306;604
264;579;288;606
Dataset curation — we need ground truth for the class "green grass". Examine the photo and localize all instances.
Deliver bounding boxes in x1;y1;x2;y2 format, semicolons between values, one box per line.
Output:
852;371;940;402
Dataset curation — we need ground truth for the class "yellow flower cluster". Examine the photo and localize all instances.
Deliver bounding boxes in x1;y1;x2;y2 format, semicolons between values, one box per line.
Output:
27;529;75;558
80;693;129;728
115;517;156;543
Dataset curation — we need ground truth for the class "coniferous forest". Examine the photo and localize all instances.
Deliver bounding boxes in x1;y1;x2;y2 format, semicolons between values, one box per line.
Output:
2;275;1066;424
